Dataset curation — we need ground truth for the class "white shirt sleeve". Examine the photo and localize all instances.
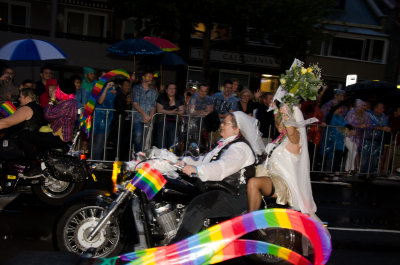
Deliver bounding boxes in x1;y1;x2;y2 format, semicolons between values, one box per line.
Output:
196;142;255;181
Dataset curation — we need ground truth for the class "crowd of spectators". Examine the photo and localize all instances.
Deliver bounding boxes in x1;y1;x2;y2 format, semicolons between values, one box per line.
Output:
1;65;399;177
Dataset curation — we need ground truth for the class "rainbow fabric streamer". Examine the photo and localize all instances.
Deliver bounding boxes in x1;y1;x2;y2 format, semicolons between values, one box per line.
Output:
96;208;331;265
79;69;130;136
126;163;167;200
0;101;16;118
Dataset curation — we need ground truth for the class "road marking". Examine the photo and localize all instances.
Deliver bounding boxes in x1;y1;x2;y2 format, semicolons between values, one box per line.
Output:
328;227;400;234
311;181;351;186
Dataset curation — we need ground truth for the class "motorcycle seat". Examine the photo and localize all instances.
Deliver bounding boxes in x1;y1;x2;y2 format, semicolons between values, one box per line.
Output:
49;147;69;154
0;149;25;160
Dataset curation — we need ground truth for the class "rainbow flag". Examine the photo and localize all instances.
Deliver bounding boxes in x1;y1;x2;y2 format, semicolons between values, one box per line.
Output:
127;163;167;200
97;208;331;265
0;101;16;118
79;69;130;136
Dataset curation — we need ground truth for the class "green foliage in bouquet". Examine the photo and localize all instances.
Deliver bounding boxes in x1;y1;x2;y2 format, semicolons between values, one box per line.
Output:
279;61;323;106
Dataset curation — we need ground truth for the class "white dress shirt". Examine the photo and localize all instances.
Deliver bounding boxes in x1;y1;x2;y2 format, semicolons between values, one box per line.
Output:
182;135;255;182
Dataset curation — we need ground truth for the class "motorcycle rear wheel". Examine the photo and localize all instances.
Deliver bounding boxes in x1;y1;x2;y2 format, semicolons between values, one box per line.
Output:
31;175;84;206
246;228;312;264
56;202;124;258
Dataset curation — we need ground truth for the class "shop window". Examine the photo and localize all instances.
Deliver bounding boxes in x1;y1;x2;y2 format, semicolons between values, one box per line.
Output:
260;74;279;93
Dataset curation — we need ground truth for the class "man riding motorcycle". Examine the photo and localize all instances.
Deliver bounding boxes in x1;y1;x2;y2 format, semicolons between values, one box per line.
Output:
0;87;44;173
172;111;264;241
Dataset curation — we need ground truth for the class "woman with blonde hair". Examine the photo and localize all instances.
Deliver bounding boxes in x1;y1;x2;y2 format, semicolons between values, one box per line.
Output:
238;88;257;116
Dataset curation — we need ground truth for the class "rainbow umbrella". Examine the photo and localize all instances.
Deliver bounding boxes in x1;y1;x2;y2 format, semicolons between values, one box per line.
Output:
143;36;179;52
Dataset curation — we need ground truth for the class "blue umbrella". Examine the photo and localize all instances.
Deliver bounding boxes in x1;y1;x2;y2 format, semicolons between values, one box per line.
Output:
144;52;186;87
0;39;67;60
151;52;186;66
107;38;164;74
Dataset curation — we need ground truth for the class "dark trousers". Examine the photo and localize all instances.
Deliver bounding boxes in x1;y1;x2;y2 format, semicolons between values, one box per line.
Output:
19;131;68;160
173;186;248;242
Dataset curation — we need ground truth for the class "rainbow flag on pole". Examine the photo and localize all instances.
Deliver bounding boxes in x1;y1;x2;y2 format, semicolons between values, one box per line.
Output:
0;101;16;118
79;69;130;136
126;163;167;200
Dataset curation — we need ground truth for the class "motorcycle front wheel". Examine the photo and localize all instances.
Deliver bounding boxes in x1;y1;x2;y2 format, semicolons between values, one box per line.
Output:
56;202;124;258
31;175;84;206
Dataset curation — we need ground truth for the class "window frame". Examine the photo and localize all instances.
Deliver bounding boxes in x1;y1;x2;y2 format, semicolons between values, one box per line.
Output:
63;8;107;38
320;32;388;64
6;0;31;27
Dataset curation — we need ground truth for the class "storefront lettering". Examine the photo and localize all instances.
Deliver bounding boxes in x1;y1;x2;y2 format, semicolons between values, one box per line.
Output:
190;48;280;68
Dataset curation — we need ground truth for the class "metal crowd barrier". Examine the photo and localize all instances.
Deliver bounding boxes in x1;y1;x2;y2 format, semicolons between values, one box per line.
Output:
78;108;399;177
308;124;398;177
80;109;215;162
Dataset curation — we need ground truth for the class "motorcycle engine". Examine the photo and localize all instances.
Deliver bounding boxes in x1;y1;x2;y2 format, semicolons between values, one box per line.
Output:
152;202;183;241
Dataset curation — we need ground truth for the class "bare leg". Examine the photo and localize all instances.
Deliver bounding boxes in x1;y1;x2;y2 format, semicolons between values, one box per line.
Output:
247;177;274;212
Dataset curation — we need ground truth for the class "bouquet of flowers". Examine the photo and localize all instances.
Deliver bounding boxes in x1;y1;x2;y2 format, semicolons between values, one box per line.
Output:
279;59;323;107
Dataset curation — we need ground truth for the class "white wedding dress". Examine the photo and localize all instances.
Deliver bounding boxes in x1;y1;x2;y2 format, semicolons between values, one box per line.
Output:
256;106;318;220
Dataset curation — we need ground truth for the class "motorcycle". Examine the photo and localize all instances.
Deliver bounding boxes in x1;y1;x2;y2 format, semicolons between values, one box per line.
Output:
0;131;95;206
55;148;309;264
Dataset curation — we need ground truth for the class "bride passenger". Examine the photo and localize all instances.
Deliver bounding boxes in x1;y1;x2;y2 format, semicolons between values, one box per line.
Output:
247;103;319;221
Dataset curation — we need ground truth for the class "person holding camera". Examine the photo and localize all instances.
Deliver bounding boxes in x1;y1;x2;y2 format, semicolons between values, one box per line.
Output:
92;80;117;161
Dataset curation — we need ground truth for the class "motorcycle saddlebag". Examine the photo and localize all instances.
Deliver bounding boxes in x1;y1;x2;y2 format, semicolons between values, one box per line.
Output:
42;152;88;182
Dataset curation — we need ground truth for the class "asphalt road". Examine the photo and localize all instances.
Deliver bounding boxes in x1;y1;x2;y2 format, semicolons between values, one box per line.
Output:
1;172;400;265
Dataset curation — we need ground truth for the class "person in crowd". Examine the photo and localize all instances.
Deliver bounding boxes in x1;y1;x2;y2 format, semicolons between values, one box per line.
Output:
238;88;257;116
321;88;346;116
247;104;319;221
0;67;19;103
320;103;354;177
35;67;53;98
185;84;214;152
232;79;241;97
345;99;373;173
187;84;213;116
389;106;400;174
301;99;325;170
39;78;57;108
172;111;264;242
366;102;391;174
156;83;184;149
0;87;44;174
81;67;97;106
42;79;77;145
256;92;276;144
213;80;239;118
184;84;198;109
69;74;88;153
70;75;83;109
92;81;117;161
131;71;158;152
109;79;132;161
20;79;34;91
